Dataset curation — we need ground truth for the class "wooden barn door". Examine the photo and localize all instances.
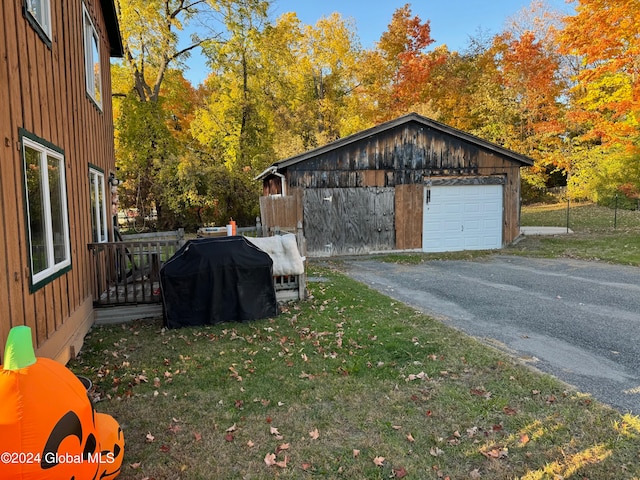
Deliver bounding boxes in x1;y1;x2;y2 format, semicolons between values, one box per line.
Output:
303;188;395;256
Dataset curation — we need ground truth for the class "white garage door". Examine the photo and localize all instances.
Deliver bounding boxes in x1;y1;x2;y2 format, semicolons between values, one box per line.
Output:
422;184;503;252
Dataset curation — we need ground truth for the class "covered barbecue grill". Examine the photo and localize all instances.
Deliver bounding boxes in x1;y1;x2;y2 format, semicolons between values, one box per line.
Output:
160;236;278;328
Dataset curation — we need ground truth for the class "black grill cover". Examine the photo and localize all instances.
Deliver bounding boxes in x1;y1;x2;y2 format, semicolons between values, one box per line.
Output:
160;236;278;328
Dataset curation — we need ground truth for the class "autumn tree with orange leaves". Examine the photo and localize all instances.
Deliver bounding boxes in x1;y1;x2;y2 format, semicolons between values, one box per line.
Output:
110;0;640;227
560;0;640;203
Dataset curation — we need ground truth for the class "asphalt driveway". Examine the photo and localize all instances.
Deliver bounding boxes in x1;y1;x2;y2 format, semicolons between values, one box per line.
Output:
340;255;640;414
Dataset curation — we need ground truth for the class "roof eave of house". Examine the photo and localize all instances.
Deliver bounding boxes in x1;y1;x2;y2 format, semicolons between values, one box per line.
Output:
101;0;124;58
269;113;534;173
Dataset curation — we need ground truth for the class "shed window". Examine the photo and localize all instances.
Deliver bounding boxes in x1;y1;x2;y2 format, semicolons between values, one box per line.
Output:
89;167;109;243
21;130;71;291
83;4;102;109
24;0;51;41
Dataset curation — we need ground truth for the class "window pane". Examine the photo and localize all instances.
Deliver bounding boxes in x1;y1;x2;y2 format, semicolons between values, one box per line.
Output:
90;172;99;241
25;146;48;274
27;0;50;35
47;154;67;264
98;174;107;241
89;170;108;242
91;34;102;104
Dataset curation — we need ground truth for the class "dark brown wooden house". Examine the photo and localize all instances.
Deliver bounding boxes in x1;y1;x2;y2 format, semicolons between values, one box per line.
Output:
0;0;123;362
257;113;533;256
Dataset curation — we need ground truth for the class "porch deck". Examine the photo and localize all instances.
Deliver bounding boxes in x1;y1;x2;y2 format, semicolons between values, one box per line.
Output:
88;226;306;323
87;229;185;307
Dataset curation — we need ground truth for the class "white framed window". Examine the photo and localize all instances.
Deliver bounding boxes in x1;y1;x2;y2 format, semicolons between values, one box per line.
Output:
25;0;52;40
89;167;109;243
83;4;102;109
21;130;72;291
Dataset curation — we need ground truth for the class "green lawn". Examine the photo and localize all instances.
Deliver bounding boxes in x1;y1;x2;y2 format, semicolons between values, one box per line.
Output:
70;262;640;479
520;202;640;231
513;203;640;266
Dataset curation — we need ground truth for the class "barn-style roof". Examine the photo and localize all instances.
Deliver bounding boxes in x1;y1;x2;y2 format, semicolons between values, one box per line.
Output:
257;112;534;179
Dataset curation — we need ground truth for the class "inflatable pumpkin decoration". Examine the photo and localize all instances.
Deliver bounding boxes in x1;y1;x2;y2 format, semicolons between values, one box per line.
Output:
0;326;124;479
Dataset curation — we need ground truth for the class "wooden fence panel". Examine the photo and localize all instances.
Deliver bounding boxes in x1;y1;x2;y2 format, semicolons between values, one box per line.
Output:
259;190;302;231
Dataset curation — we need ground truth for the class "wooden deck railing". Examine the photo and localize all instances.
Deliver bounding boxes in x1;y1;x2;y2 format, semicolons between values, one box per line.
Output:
88;224;306;308
88;230;185;306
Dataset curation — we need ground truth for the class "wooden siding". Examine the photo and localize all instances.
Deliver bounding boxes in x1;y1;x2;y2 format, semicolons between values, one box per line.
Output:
286;123;483;188
0;0;118;361
475;151;522;244
259;189;304;232
395;184;423;250
303;188;395;256
264;121;522;256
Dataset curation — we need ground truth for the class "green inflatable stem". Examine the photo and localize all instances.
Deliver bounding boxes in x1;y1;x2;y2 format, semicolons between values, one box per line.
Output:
3;326;36;370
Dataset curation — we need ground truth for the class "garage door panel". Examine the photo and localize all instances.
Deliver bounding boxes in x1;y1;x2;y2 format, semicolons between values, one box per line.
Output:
423;185;503;252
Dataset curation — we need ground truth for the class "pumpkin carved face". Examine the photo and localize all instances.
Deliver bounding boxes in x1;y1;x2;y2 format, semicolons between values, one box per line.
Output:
0;326;124;479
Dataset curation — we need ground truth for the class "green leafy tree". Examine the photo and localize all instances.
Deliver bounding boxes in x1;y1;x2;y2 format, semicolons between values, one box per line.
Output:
113;0;242;229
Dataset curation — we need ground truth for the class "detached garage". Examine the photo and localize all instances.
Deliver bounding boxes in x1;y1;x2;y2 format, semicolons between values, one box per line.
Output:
257;113;533;256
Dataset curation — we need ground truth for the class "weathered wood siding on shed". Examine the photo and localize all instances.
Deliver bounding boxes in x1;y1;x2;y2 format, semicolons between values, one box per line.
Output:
285;123;482;189
303;188;395;256
0;0;117;361
280;121;522;250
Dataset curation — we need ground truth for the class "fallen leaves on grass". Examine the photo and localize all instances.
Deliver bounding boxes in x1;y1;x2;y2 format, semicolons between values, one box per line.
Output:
470;387;492;399
228;366;243;382
309;428;320;440
264;453;289;468
270;426;284;440
430;446;444;457
503;406;518;415
264;452;288;468
373;456;385;466
406;371;428;382
481;446;508;459
394;466;408;478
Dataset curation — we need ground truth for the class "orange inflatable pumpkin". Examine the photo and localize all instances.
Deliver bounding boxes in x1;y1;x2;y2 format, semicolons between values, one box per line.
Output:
95;413;125;479
0;326;124;479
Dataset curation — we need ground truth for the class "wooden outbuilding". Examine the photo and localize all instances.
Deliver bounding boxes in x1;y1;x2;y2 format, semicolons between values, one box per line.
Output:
257;113;533;257
0;0;123;362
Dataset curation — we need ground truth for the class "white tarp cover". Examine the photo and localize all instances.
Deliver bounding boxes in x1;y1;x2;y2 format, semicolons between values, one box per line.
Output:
246;234;305;276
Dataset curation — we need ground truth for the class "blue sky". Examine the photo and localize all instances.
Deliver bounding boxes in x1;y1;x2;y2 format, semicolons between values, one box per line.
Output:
182;0;576;85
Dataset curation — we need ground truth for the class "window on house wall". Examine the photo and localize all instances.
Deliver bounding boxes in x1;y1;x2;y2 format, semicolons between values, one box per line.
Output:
89;167;109;243
83;4;102;109
24;0;52;42
21;130;72;291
